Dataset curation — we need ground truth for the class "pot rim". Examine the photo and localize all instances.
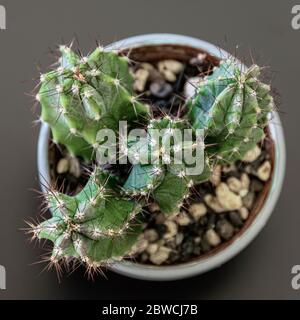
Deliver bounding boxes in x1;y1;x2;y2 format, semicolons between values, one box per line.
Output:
37;33;286;281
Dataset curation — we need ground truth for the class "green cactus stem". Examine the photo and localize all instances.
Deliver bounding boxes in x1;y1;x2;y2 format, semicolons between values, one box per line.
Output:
187;58;274;163
37;45;149;161
31;168;142;268
123;116;208;214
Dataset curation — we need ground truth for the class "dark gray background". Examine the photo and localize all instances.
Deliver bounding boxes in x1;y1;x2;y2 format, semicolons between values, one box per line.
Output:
0;0;298;299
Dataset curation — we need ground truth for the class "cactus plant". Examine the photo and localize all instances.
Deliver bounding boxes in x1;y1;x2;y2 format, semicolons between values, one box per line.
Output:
31;44;275;275
187;58;274;163
37;45;149;161
29;168;142;269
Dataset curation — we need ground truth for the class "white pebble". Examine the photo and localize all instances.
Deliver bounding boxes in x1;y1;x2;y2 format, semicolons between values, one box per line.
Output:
204;194;224;213
162;69;176;82
131;238;149;254
158;60;184;74
176;212;192;226
149;246;171;265
205;229;221;247
175;233;184;245
163;221;178;240
189;203;207;220
256;161;271;181
242;145;261;163
146;243;159;255
56;158;69;174
140;62;154;71
227;177;242;194
239;207;249;220
144;229;159;242
240;173;250;189
133;69;149;92
216;182;243;211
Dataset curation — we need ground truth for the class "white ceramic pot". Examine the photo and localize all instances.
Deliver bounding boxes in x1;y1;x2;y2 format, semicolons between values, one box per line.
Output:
38;33;286;281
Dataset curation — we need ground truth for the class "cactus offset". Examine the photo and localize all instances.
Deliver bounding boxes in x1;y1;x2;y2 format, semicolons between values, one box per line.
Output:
31;168;142;268
38;45;149;161
123;116;209;214
187;58;274;163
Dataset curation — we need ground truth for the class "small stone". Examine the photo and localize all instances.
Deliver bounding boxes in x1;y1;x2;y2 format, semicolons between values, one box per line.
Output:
133;69;149;92
216;219;235;240
239;189;249;198
150;81;173;98
149;202;160;213
149;246;171;265
56;158;69;174
162;69;177;82
144;229;159;242
242;192;255;209
158;60;184;74
239;173;250;197
239;207;249;220
216;183;243;211
256;161;271;181
189;203;207;220
204;194;224;213
140;62;154;71
242;145;261;163
146;243;159;255
155;213;166;224
240;173;250;189
250;179;264;192
175;233;184;246
184;77;201;98
176;212;192;226
227;177;242;194
163;221;178;240
69;157;81;178
204;229;221;247
210;165;222;186
222;164;236;173
131;238;148;254
228;211;243;228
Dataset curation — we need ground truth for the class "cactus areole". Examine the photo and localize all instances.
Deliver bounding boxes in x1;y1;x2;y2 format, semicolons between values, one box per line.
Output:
31;41;275;274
